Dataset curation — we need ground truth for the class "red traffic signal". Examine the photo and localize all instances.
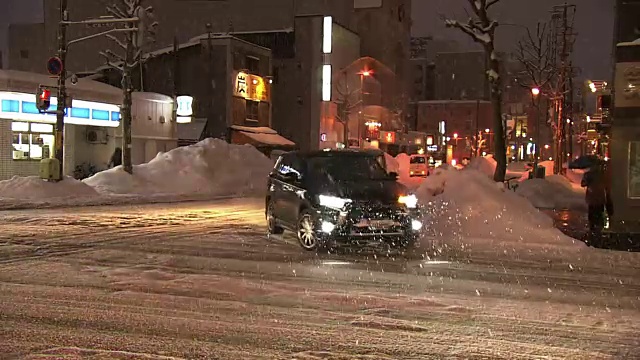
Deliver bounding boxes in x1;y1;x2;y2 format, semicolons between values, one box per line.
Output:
37;87;51;111
46;57;63;76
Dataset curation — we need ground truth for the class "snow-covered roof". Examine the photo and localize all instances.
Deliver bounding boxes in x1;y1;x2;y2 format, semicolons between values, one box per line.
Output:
177;119;207;140
617;38;640;47
0;69;122;104
241;131;295;146
231;125;277;134
0;70;174;106
230;125;295;146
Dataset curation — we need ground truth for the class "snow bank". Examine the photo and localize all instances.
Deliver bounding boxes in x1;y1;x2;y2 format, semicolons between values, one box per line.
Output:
468;155;497;177
0;176;98;200
383;152;400;174
84;138;273;197
0;139;273;209
415;167;583;251
516;176;586;210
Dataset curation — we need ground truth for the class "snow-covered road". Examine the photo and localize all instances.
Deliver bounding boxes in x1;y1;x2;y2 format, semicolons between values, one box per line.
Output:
0;198;639;359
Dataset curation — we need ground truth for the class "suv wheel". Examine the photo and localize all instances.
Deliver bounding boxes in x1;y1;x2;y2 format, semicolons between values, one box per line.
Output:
297;210;319;251
266;201;284;235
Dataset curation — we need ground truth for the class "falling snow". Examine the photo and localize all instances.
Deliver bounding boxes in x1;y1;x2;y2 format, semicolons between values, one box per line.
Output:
0;198;639;358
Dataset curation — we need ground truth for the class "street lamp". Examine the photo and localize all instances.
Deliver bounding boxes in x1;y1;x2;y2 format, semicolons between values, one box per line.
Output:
357;69;373;148
531;87;540;96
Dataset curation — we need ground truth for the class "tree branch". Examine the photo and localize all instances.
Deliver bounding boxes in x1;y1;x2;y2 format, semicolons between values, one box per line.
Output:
105;34;127;50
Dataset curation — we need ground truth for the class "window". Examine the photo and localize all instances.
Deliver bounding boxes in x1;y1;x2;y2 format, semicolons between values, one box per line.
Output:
246;56;259;73
246;100;259;122
20;50;29;59
410;156;427;164
11;122;55;160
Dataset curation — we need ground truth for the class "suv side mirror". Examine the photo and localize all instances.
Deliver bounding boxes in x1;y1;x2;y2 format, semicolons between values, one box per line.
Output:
389;171;399;179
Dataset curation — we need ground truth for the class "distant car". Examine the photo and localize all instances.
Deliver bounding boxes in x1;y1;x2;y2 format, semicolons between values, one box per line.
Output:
409;154;429;177
265;149;423;251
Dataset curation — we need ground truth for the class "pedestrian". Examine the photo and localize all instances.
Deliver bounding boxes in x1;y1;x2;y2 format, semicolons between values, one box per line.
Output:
108;147;123;168
580;159;613;241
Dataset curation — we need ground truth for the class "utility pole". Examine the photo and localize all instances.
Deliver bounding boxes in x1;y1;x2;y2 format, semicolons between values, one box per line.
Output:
55;0;68;179
551;3;577;174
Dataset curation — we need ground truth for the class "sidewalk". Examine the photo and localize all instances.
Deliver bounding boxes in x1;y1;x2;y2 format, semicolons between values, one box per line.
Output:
543;209;639;252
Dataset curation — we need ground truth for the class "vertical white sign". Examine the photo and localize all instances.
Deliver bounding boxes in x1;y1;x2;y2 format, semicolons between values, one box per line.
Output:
323;16;332;54
322;64;332;101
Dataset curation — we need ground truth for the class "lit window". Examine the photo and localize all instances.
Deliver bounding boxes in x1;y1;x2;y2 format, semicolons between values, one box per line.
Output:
11;122;55;161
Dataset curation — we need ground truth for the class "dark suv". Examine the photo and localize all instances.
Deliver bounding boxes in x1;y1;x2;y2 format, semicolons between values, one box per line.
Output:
265;149;423;251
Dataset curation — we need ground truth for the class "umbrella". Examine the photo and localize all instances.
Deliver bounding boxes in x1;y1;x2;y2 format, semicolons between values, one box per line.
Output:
568;155;602;169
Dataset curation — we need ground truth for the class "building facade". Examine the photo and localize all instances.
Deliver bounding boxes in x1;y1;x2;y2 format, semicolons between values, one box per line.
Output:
610;0;640;233
11;0;356;75
414;100;493;162
0;70;175;180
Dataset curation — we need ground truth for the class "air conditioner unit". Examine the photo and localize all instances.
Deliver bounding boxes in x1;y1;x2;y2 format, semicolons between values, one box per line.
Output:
86;128;108;144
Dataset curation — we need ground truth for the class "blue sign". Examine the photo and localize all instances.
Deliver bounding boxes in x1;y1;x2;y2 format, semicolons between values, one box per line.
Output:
0;92;120;127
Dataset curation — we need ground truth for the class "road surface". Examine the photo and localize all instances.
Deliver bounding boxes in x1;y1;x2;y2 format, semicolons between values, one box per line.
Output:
0;198;639;359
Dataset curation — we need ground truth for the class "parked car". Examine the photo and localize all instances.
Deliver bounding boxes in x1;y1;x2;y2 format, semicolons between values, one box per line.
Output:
409;154;429;177
265;149;423;251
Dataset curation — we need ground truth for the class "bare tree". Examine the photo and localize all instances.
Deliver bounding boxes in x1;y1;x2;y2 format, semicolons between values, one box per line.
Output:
334;71;361;146
444;0;507;182
101;0;157;174
514;22;558;170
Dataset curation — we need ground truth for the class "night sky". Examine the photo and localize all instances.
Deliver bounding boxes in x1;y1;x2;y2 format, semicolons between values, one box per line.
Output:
1;0;614;81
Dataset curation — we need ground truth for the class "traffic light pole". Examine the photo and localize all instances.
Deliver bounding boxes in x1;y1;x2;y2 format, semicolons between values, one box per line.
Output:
55;0;68;181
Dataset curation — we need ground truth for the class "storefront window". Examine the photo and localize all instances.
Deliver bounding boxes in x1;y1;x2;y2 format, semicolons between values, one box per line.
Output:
629;141;640;199
11;121;55;161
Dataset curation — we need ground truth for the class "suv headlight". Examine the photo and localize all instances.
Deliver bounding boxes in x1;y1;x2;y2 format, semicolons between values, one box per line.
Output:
398;194;418;209
318;195;352;210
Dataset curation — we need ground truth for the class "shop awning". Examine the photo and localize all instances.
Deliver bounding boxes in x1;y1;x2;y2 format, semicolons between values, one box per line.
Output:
178;119;207;141
230;125;295;147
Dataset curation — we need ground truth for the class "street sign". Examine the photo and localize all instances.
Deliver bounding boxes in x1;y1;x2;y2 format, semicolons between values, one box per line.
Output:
46;57;63;76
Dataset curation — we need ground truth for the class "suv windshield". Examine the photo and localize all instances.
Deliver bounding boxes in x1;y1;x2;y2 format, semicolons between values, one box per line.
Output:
308;155;389;181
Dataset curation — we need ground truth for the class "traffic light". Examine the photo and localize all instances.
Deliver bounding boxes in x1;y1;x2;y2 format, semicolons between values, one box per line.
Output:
37;86;51;111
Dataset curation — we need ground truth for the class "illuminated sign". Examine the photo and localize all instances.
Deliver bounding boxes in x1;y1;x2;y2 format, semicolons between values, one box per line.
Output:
320;133;327;141
322;64;331;101
176;95;193;117
426;136;434;145
427;145;438;152
235;72;248;97
323;16;332;54
234;72;270;102
380;131;396;143
0;91;120;127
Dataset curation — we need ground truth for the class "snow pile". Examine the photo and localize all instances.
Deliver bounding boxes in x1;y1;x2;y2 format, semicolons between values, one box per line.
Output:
0;176;98;200
516;175;586;210
84;138;273;197
468;155;497;177
415;167;583;250
383;152;400;174
395;153;411;176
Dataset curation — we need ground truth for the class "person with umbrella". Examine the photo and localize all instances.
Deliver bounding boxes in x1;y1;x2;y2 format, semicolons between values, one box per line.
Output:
577;157;613;241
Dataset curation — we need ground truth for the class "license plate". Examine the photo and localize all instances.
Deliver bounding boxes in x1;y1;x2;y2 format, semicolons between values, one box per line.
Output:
368;220;396;229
